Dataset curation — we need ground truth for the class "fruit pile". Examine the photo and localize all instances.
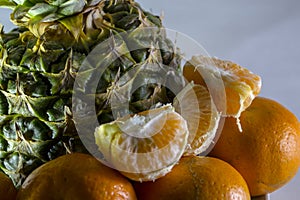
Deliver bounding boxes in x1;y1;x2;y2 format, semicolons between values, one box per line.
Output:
0;0;299;199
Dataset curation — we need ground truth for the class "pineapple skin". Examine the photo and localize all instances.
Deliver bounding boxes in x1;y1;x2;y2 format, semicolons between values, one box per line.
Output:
0;25;88;188
0;0;182;187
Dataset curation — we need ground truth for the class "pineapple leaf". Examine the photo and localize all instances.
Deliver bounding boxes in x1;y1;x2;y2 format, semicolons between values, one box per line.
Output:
45;0;67;6
27;3;57;17
59;13;83;41
40;13;63;22
0;0;17;9
58;0;85;16
88;0;101;6
12;0;26;5
11;4;30;25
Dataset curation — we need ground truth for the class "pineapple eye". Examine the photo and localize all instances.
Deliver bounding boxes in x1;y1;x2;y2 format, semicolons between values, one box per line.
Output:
130;49;149;63
0;137;8;151
0;92;8;115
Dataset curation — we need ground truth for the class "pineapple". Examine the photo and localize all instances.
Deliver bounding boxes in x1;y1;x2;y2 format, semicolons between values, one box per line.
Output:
0;0;183;187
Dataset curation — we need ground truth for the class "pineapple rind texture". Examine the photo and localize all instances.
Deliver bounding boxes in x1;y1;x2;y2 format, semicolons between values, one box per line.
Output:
0;0;183;187
0;27;85;188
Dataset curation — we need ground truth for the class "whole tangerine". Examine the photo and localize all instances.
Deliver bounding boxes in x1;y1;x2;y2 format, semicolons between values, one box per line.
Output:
209;96;300;196
134;156;250;200
0;172;17;200
17;153;137;200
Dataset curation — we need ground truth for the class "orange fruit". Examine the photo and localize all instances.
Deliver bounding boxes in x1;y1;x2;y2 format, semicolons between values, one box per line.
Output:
133;156;251;200
0;172;17;200
183;56;262;120
209;97;300;196
17;153;137;200
173;84;221;155
94;104;189;182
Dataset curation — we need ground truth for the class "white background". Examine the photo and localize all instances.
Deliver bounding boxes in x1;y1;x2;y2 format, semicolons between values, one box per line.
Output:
0;1;299;199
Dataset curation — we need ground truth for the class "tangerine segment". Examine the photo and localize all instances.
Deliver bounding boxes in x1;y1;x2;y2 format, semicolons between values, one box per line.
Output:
94;105;189;182
173;84;221;155
183;56;262;118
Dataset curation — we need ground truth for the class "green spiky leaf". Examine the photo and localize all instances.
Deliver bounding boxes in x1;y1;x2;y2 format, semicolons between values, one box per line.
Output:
27;3;57;17
0;0;17;9
58;0;85;16
59;13;83;41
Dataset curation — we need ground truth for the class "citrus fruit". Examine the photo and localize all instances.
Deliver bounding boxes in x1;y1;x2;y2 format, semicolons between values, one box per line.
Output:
133;156;251;200
173;84;221;155
209;96;300;196
183;56;262;120
94;104;189;182
0;172;17;200
17;153;137;200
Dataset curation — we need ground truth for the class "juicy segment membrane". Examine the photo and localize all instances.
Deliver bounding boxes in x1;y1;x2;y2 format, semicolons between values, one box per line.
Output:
173;84;221;156
94;105;189;182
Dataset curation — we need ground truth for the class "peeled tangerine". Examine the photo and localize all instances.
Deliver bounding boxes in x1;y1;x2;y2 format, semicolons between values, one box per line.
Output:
94;104;189;182
183;56;262;119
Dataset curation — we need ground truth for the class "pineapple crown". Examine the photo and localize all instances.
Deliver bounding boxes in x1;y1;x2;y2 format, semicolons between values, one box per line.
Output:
0;0;99;22
0;0;162;50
